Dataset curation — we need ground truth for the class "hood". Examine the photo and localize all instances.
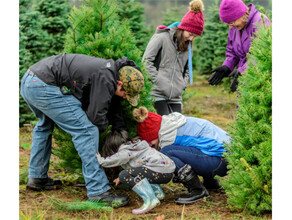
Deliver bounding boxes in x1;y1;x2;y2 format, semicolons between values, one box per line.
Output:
246;4;258;27
159;112;186;148
119;139;145;151
155;26;176;39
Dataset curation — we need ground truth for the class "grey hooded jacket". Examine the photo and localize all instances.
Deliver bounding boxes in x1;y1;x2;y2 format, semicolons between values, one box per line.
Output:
96;140;175;174
143;27;189;102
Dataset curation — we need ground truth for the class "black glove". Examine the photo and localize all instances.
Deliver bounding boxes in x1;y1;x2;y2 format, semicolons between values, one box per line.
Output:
228;70;241;92
208;65;231;85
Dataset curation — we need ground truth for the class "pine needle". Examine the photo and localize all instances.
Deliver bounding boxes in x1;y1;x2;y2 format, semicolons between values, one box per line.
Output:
49;196;114;212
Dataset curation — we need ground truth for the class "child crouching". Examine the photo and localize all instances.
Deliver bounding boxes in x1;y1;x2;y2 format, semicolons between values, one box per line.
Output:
96;130;175;215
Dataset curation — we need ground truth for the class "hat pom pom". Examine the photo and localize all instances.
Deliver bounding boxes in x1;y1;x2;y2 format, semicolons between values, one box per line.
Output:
133;107;148;123
189;0;204;13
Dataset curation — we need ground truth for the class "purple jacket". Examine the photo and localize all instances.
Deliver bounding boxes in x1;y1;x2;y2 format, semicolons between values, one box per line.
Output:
223;4;271;73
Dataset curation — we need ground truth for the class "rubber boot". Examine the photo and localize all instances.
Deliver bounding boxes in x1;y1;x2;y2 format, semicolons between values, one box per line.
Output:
151;184;165;200
203;177;224;192
175;164;210;205
132;178;160;215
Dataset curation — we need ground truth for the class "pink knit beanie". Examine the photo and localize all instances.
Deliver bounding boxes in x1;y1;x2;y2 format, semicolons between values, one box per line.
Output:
219;0;248;23
178;0;205;36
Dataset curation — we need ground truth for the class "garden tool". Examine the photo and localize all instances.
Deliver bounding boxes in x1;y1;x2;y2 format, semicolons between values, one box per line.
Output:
132;178;160;215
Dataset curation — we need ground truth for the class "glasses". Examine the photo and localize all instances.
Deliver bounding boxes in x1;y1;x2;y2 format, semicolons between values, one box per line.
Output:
228;21;235;27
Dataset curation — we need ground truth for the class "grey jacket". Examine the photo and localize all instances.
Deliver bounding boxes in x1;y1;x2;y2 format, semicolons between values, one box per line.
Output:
96;140;175;174
142;27;189;102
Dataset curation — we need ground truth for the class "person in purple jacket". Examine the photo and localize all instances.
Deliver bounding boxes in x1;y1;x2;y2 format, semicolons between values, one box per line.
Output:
208;0;271;92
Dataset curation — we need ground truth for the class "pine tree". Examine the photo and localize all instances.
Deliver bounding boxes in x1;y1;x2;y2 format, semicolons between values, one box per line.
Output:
193;0;228;75
162;5;186;26
19;0;71;126
35;0;71;56
116;0;151;52
53;0;154;181
220;23;272;214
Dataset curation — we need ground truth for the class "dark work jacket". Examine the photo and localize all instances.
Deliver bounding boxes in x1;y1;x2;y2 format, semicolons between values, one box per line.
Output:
30;53;134;132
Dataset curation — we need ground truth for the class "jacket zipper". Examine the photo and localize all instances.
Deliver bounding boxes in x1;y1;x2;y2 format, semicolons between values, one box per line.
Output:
169;52;179;100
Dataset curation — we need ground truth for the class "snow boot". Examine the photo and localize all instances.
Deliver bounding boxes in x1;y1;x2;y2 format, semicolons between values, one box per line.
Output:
203;177;224;192
151;184;165;200
174;164;210;205
132;178;160;215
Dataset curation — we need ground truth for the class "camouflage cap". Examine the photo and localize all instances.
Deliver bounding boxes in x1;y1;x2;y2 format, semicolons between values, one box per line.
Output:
119;66;144;106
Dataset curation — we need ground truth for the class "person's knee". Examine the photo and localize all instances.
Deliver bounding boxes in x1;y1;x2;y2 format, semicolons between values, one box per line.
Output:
160;145;176;155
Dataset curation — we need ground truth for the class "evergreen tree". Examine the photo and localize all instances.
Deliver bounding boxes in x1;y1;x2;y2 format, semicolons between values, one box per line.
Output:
35;0;71;56
220;23;272;214
116;0;151;52
162;5;186;26
19;0;71;126
19;0;49;125
193;0;228;75
53;0;154;180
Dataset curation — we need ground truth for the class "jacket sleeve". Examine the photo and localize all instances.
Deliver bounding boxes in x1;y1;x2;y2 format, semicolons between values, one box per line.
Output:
222;31;240;72
96;148;133;168
142;34;163;82
86;73;115;132
106;95;127;131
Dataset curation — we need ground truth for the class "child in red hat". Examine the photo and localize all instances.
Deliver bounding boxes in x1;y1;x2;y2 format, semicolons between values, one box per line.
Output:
133;107;231;204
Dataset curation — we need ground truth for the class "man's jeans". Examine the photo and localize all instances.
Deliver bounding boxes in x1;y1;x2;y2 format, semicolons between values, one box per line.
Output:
160;145;228;178
20;72;110;197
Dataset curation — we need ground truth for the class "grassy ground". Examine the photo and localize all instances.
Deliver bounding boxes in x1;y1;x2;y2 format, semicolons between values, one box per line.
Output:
19;76;272;219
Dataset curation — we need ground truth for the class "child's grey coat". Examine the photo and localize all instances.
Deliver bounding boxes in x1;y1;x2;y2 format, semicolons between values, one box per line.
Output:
96;140;175;174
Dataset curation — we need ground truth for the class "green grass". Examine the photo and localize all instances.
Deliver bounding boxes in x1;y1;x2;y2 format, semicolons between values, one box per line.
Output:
20;143;31;149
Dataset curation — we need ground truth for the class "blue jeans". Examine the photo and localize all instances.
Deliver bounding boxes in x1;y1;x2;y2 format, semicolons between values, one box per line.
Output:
20;72;110;197
160;145;228;178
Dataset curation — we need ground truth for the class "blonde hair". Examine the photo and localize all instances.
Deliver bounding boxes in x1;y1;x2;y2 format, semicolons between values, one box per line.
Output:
132;106;148;123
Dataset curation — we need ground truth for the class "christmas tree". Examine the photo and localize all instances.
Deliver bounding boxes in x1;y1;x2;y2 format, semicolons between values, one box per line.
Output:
116;0;152;52
19;0;71;126
193;0;228;75
220;22;272;214
34;0;71;56
53;0;154;181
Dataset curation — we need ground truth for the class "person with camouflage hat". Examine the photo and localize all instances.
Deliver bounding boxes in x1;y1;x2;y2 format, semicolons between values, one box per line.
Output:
20;53;144;207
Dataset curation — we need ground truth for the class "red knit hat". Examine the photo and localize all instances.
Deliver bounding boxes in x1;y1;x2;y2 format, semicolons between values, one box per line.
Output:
178;0;205;36
133;107;162;142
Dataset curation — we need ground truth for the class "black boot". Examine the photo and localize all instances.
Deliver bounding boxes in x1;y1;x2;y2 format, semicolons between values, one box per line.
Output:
87;191;130;208
174;165;210;205
26;177;62;191
203;177;224;192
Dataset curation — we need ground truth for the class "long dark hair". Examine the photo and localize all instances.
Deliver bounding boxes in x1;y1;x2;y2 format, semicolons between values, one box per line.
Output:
102;130;131;157
174;28;190;52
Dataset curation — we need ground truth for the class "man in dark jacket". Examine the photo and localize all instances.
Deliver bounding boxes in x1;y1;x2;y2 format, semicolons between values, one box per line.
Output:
20;53;144;206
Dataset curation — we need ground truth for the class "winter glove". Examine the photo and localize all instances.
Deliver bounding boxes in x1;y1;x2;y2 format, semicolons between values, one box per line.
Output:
228;70;241;92
208;65;231;85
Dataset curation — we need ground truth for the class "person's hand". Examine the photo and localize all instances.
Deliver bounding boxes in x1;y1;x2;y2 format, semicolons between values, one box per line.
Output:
228;70;241;92
113;178;120;186
208;65;231;85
